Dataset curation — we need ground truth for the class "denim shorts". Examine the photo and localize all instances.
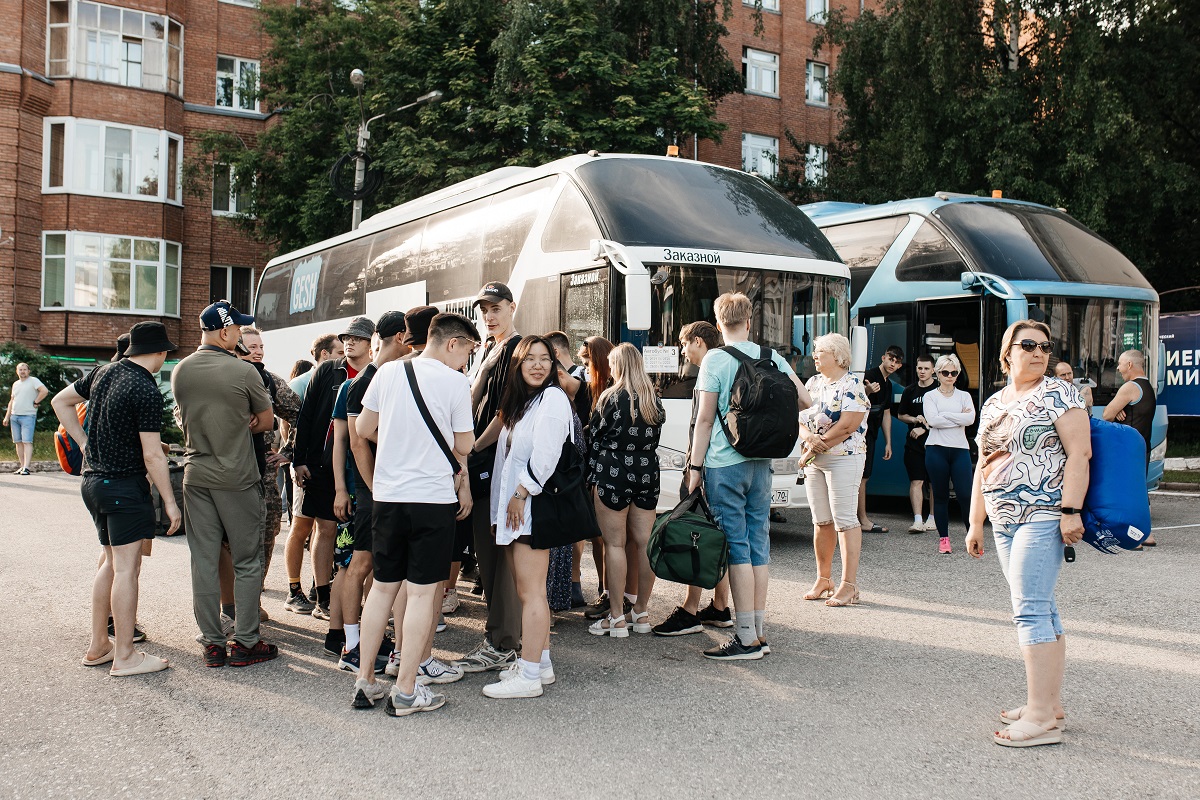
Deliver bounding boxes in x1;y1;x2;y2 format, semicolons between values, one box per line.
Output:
804;453;866;532
704;459;772;567
992;517;1065;646
9;414;35;444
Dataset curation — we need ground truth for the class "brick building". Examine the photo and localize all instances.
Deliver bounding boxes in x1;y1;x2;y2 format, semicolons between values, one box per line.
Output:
0;0;270;363
702;0;871;182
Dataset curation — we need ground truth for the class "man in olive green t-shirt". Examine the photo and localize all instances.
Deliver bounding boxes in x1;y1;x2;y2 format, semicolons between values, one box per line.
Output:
172;301;276;667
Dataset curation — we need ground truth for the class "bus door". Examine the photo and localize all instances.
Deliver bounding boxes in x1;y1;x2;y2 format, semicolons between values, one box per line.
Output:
858;302;913;496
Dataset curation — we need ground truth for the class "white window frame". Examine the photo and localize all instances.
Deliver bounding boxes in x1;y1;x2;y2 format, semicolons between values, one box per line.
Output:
806;144;829;184
742;133;779;179
806;61;829;105
216;55;259;112
807;0;829;24
743;47;779;98
45;0;184;95
743;0;780;11
210;265;256;311
42;117;183;205
41;230;181;317
212;163;247;216
218;0;259;7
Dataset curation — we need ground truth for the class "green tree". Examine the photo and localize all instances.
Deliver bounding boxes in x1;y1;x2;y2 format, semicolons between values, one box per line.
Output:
197;0;739;255
0;342;78;431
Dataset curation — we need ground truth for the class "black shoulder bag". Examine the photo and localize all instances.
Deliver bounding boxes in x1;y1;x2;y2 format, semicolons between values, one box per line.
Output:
404;360;461;476
529;426;601;550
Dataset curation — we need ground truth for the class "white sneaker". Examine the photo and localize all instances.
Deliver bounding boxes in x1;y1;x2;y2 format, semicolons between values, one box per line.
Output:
924;518;937;531
385;682;446;716
441;588;460;614
384;649;401;677
351;678;387;709
417;657;465;685
496;662;553;684
482;669;544;699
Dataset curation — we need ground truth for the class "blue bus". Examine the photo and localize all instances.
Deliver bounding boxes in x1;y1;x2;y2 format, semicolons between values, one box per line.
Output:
802;193;1167;494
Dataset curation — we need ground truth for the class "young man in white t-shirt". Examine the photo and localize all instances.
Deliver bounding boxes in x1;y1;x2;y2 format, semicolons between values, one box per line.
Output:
351;313;478;716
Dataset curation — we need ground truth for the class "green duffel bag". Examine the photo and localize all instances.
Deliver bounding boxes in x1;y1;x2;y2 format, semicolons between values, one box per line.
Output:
647;488;729;590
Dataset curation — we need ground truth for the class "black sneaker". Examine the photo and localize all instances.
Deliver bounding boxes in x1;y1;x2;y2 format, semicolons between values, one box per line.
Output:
284;590;315;615
229;639;279;667
204;643;227;668
758;639;771;655
652;606;704;636
108;617;147;642
470;579;484;596
307;584;318;603
324;630;346;657
697;601;734;628
703;634;764;661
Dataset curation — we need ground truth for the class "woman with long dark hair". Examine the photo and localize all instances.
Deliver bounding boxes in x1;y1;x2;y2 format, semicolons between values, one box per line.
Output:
482;336;574;699
577;336;620;618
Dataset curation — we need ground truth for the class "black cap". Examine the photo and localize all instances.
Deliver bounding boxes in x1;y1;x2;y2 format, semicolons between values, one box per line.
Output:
200;300;255;332
376;310;407;339
113;333;131;362
472;282;514;308
403;305;438;347
125;321;178;357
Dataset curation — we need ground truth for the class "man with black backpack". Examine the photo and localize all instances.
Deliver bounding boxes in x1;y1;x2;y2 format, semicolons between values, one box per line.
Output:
686;292;810;661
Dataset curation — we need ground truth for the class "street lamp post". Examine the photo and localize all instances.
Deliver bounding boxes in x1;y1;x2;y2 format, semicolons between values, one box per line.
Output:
348;69;443;230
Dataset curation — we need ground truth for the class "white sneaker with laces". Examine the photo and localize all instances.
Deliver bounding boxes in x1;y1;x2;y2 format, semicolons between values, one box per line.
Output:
386;682;446;716
483;669;544;699
441;588;460;614
352;678;387;709
417;657;465;685
384;649;401;677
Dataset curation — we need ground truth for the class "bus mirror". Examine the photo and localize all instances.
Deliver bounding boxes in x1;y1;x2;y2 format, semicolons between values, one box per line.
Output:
625;271;652;331
849;326;868;373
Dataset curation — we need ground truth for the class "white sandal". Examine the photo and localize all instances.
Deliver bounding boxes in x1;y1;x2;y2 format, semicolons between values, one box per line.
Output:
588;615;629;638
628;609;652;634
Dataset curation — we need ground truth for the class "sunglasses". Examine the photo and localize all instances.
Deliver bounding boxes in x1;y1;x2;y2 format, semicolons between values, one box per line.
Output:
1013;339;1054;354
939;370;959;377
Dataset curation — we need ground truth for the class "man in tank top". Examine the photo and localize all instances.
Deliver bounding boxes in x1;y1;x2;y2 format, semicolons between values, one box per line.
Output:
1103;349;1157;546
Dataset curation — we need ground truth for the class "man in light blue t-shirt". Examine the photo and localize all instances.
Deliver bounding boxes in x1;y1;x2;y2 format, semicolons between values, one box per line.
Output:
686;292;811;661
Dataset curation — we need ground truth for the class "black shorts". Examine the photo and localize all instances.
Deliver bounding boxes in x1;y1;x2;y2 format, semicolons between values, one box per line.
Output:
904;446;928;481
351;482;374;552
371;501;457;585
453;513;473;559
300;465;337;521
81;474;156;547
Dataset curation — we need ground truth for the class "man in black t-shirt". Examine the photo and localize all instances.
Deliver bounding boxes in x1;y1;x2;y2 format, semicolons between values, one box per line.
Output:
859;345;903;533
52;321;181;677
896;354;937;532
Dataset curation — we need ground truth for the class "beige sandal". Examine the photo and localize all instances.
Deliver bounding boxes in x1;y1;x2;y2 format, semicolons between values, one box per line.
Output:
81;648;115;667
825;581;860;607
1000;707;1067;731
109;652;170;677
803;576;834;601
993;719;1062;747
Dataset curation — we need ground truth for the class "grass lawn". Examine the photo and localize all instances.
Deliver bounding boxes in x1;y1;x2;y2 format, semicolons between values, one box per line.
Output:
1162;470;1200;484
0;430;59;462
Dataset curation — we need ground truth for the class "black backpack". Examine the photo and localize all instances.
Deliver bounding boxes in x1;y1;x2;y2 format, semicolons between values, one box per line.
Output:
716;344;799;458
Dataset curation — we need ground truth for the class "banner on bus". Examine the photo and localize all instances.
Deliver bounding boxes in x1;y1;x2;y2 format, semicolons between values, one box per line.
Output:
1160;312;1200;416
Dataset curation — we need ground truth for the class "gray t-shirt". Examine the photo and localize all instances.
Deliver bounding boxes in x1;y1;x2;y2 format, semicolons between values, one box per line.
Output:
10;377;46;416
172;347;273;491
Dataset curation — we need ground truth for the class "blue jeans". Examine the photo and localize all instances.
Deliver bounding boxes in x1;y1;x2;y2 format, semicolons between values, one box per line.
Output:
992;518;1065;646
705;460;772;567
9;414;35;444
925;445;972;538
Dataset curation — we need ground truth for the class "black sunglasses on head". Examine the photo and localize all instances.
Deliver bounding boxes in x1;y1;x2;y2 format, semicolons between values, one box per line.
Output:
1013;339;1054;354
939;370;959;377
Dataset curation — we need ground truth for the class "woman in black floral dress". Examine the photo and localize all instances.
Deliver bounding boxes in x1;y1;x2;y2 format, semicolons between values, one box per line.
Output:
587;344;664;638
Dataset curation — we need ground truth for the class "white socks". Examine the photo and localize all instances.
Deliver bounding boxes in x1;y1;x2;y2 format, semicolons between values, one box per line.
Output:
914;514;923;525
344;624;360;651
520;658;540;681
623;592;637;604
540;649;552;669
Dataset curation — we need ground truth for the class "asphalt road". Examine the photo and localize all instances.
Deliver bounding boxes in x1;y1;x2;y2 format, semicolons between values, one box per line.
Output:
2;472;1198;799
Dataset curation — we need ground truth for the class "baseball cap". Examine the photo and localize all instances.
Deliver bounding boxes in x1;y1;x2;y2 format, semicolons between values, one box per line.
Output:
125;321;179;356
472;282;514;308
376;310;407;339
200;300;255;332
338;316;376;342
403;305;438;347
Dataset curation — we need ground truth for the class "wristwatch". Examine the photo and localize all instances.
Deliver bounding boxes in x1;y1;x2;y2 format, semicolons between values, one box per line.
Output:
687;464;703;472
513;489;527;500
1060;507;1081;515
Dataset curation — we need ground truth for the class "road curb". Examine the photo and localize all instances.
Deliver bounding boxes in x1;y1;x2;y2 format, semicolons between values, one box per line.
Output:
0;461;62;473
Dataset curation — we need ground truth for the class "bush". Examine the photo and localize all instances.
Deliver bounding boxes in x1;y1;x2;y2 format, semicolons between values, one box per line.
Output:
0;342;80;432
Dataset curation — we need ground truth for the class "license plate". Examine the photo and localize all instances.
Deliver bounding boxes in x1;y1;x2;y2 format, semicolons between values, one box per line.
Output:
771;489;789;506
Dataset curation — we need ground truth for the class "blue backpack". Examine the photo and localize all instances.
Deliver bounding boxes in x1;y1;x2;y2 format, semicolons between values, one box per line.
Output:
1081;417;1152;553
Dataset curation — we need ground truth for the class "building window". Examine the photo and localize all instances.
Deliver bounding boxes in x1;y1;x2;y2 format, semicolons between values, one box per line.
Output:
212;164;244;215
46;0;183;95
806;144;829;183
807;0;828;23
43;117;182;203
743;48;779;97
210;266;255;312
742;133;779;179
42;231;181;316
216;56;259;111
807;61;829;105
743;0;779;10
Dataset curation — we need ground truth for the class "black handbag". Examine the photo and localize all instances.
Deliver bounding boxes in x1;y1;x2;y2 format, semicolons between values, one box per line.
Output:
468;445;495;497
529;439;602;550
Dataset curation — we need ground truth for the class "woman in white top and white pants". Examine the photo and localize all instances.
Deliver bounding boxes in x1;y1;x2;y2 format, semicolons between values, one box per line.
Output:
922;354;976;554
484;336;573;699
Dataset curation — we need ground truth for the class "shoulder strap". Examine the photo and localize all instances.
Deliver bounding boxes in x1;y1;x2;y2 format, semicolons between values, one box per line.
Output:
403;360;461;475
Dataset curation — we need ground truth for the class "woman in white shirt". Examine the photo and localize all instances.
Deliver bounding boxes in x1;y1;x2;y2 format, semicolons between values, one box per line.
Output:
922;354;976;555
484;336;573;699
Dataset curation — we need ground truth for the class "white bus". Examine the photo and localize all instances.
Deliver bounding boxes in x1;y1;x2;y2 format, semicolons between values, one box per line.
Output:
254;153;853;511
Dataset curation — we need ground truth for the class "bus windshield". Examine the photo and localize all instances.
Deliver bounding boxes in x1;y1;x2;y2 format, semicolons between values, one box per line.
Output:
576;160;841;261
934;202;1152;288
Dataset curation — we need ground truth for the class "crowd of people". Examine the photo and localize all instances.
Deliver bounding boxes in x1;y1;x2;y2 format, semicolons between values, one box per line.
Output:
49;280;1159;743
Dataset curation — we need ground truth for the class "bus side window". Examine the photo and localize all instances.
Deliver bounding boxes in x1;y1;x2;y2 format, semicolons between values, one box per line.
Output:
895;221;966;283
482;177;555;284
542;180;602;253
822;216;908;302
319;237;371;321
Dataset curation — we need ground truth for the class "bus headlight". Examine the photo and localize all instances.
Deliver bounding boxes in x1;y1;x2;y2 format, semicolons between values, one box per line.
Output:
657;447;686;470
1150;438;1167;463
771;457;799;475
